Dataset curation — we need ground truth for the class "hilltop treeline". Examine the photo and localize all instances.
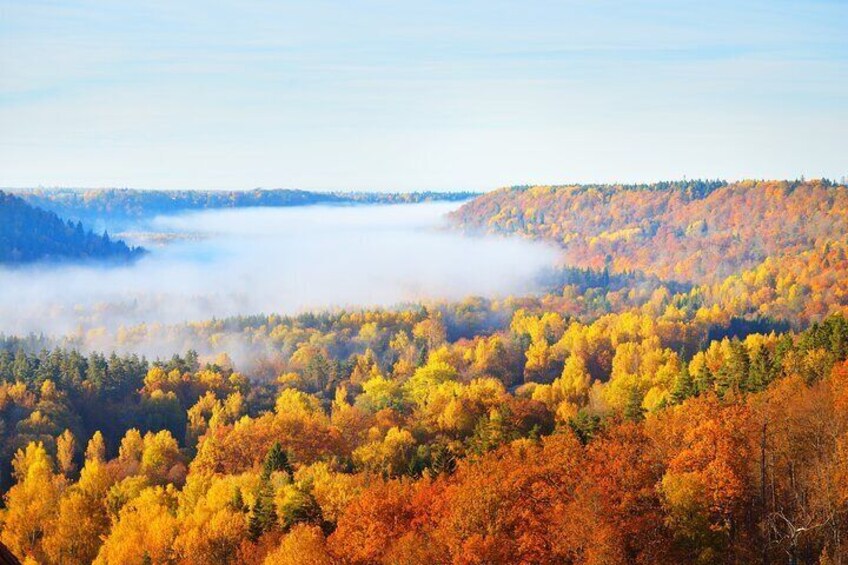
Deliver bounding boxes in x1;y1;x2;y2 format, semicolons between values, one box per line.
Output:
13;188;478;223
0;191;144;264
451;179;848;283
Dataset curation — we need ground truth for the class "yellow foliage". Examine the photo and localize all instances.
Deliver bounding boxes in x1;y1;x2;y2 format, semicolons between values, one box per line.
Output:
264;524;332;565
94;486;178;565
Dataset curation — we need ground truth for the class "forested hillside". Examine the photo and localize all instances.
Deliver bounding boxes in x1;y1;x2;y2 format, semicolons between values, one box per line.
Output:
5;180;848;563
0;191;144;264
451;179;848;283
4;306;848;563
14;188;478;223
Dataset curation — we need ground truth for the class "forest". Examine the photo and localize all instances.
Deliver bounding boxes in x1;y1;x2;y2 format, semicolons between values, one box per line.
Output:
3;179;848;564
13;189;479;225
451;179;848;283
0;191;143;264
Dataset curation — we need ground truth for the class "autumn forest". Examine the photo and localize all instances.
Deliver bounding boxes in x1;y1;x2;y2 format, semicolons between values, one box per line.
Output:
1;179;848;564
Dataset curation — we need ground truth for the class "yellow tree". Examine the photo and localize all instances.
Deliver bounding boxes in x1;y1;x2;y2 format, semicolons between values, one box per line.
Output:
42;456;117;564
117;428;145;477
264;524;331;565
559;354;592;404
0;442;64;561
56;429;77;477
353;427;416;477
141;430;185;485
85;430;106;463
93;486;178;565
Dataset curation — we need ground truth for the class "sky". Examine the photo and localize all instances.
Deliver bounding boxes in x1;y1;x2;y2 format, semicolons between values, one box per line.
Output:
0;0;846;191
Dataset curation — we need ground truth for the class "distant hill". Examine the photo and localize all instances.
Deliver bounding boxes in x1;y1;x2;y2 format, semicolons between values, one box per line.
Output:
10;188;479;223
450;178;848;283
0;191;145;264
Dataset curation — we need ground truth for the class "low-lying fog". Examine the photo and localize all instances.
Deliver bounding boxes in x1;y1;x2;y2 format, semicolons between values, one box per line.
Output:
1;202;558;355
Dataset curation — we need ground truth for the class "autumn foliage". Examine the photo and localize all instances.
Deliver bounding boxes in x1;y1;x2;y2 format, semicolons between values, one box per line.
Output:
3;179;848;563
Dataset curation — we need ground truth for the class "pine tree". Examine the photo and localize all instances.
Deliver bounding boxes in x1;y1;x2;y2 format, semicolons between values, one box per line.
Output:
416;345;428;367
429;442;456;476
248;481;278;541
746;348;775;392
230;486;245;512
694;362;714;394
670;363;694;404
305;353;332;391
262;441;293;480
718;340;749;396
568;410;601;444
624;386;645;422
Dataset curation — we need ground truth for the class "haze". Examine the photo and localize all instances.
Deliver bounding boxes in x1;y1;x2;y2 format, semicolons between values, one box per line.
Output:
0;202;558;356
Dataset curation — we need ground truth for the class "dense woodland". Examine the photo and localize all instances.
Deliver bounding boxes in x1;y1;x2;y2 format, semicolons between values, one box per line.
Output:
451;179;848;283
4;180;848;563
13;188;478;224
0;191;143;264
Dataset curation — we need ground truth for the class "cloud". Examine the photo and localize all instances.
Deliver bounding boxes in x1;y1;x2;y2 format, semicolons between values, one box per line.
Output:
0;202;558;361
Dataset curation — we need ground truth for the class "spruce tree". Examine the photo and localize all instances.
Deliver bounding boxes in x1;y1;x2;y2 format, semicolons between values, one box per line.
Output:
262;441;293;480
624;386;645;422
747;348;774;392
230;486;245;512
670;363;694;404
248;481;278;541
694;362;714;394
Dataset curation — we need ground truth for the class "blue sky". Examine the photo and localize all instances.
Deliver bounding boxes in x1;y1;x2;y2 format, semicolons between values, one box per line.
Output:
1;0;846;190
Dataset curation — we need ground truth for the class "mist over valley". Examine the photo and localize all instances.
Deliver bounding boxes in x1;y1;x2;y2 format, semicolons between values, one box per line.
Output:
0;202;558;360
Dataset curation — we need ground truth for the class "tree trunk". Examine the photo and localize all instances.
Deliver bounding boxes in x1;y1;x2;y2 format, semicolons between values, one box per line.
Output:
761;419;769;565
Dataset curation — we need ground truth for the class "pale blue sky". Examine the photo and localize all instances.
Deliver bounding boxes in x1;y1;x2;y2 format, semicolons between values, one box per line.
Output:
1;0;846;190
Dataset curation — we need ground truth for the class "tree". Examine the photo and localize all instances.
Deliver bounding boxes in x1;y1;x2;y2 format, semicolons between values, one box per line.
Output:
93;486;178;565
747;346;775;392
56;429;77;477
659;397;754;562
693;359;715;395
117;428;145;476
264;524;332;565
670;363;694;404
559;354;592;403
248;481;278;541
140;430;184;485
353;427;417;477
262;442;293;480
624;386;645;422
230;486;246;512
327;479;417;563
85;431;106;464
42;487;110;565
427;434;587;563
1;442;63;561
172;477;248;565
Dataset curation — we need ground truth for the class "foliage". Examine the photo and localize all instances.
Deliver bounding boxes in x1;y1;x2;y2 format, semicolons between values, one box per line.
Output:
4;180;848;562
0;191;143;264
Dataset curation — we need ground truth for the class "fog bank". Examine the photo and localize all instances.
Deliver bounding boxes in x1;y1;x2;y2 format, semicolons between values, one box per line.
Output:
0;202;558;357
